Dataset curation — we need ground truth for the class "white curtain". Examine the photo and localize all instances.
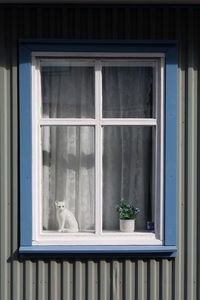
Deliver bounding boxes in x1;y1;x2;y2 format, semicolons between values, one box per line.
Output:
102;67;153;230
41;65;153;232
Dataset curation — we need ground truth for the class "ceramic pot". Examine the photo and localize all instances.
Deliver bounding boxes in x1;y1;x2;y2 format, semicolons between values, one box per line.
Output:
120;219;135;232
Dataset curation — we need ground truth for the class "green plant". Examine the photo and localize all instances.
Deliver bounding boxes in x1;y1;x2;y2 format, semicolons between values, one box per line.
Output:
116;200;140;220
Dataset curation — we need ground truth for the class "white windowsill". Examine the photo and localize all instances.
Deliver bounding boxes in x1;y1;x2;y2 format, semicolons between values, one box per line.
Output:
33;231;162;246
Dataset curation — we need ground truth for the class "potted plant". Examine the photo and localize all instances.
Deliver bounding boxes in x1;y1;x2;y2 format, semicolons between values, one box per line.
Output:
116;200;140;232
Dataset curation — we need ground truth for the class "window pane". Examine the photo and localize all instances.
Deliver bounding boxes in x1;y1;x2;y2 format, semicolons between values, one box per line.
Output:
42;126;95;232
103;126;154;231
41;66;95;118
102;67;153;118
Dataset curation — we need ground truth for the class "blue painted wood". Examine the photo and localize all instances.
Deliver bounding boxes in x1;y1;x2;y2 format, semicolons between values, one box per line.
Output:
19;40;178;57
165;46;178;246
19;41;177;253
19;45;32;246
19;245;177;257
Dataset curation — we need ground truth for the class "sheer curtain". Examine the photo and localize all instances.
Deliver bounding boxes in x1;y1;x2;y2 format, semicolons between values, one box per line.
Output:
41;65;153;232
42;66;95;231
102;67;153;230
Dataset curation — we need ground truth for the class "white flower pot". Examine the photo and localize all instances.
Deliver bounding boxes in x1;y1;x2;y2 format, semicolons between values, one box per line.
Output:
120;219;135;232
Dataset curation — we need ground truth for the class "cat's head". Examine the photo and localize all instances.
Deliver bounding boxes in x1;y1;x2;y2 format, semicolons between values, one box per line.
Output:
55;201;65;209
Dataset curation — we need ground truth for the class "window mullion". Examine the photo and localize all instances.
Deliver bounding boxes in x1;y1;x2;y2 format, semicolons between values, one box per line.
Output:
38;60;43;238
95;60;102;120
100;119;157;126
95;61;102;236
38;119;97;126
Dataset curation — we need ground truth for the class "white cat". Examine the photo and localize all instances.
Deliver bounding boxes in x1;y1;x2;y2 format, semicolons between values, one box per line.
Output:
55;201;79;233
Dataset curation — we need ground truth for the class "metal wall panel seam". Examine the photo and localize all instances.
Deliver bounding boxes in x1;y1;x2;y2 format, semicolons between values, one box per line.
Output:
197;8;200;300
186;8;198;300
0;53;9;300
0;9;7;300
0;8;12;299
174;8;186;300
10;7;22;300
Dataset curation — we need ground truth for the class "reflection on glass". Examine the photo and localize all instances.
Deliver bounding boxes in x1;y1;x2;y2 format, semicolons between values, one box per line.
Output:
42;126;95;232
41;66;95;118
102;67;153;118
103;126;154;231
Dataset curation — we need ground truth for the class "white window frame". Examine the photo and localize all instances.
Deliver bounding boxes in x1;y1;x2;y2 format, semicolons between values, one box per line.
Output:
31;52;164;246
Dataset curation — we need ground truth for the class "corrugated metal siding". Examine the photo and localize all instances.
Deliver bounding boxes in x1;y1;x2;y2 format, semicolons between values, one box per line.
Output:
0;5;199;300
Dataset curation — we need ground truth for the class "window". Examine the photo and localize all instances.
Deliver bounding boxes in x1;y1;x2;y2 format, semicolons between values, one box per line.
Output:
19;42;177;255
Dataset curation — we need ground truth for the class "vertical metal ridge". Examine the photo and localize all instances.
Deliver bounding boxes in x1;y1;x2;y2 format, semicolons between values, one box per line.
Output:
123;260;135;300
150;259;160;300
160;260;173;300
168;7;176;40
0;9;9;300
62;261;73;299
85;8;93;39
150;7;159;40
136;7;143;39
49;261;61;300
163;7;169;39
10;8;21;300
37;261;48;300
175;7;187;300
112;7;119;39
111;260;123;300
36;7;43;39
49;7;56;38
155;7;164;39
124;7;131;39
24;261;36;300
186;7;198;300
0;7;12;300
135;260;147;300
197;7;200;300
183;11;189;299
74;6;81;39
74;261;86;300
99;260;110;300
86;261;97;300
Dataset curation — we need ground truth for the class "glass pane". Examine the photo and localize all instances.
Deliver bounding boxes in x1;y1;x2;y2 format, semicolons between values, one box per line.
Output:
41;66;95;118
102;66;153;118
103;126;154;231
42;126;95;233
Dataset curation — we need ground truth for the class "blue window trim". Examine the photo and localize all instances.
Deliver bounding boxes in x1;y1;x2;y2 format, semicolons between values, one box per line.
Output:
19;40;177;256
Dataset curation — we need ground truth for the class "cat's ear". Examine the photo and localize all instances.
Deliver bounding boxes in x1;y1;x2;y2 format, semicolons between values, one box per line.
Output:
55;201;58;206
